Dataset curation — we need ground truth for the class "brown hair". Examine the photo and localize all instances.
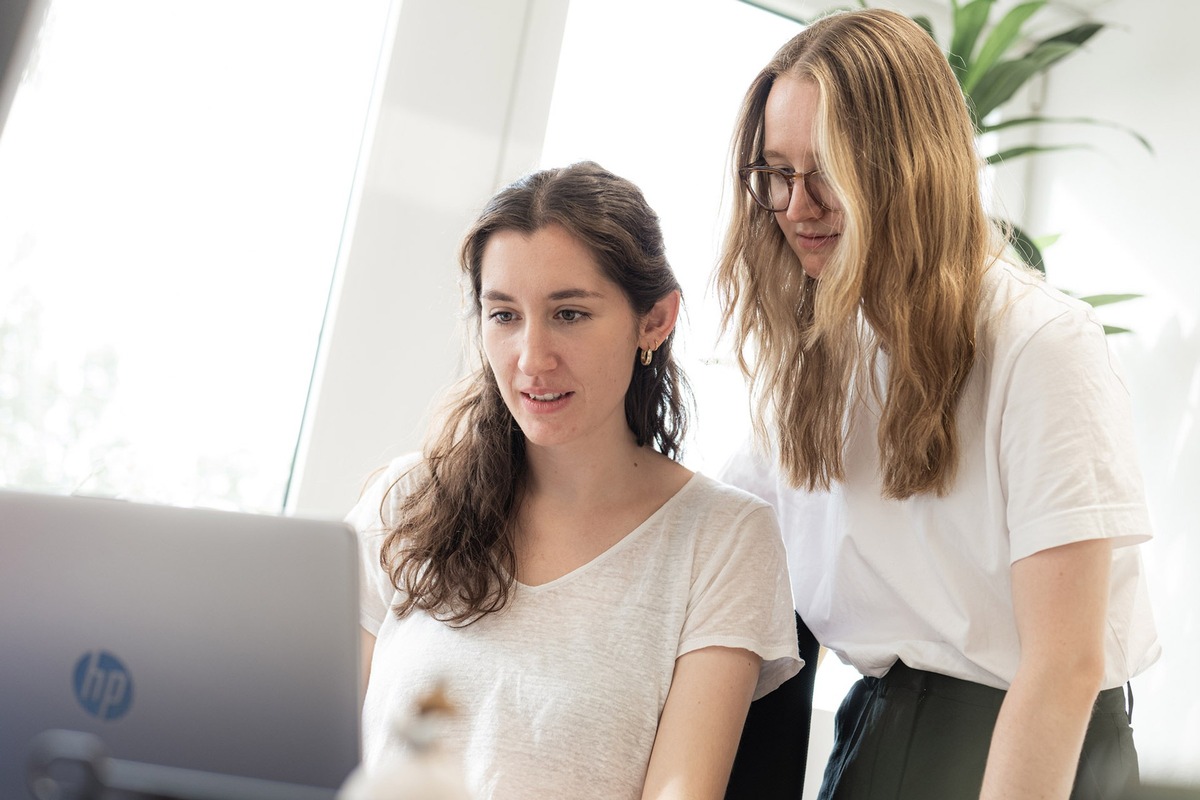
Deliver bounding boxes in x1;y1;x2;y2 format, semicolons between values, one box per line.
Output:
383;161;691;624
716;8;1001;498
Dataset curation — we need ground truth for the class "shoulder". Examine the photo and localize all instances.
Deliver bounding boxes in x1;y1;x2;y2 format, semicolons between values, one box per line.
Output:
344;452;427;534
680;472;774;518
980;261;1118;380
667;473;783;554
983;261;1104;345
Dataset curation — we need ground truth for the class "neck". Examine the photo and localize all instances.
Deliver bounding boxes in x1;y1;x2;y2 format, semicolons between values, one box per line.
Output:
524;435;658;506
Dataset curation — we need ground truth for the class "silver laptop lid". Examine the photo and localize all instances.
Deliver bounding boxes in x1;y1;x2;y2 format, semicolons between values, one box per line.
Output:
0;489;362;797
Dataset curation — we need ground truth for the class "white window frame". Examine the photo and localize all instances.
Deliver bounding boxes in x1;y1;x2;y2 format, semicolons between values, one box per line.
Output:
287;0;571;518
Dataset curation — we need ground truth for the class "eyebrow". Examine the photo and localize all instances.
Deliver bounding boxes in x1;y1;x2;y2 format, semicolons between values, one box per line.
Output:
761;149;815;167
481;288;607;302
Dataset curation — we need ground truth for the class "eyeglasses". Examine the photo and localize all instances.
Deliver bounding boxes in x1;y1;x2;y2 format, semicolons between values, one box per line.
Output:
738;164;833;213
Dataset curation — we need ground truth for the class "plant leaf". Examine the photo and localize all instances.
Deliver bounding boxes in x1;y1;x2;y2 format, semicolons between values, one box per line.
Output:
969;23;1103;121
970;40;1076;121
1077;293;1143;308
949;0;996;85
963;1;1044;94
736;1;859;25
913;14;936;41
1042;20;1104;48
980;114;1154;154
983;143;1085;165
1069;293;1140;333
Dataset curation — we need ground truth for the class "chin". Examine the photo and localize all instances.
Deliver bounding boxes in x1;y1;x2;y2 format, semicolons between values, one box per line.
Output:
798;258;826;279
787;246;824;279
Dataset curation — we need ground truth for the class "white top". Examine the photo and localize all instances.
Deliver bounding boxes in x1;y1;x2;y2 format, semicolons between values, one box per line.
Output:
721;261;1160;691
349;455;801;800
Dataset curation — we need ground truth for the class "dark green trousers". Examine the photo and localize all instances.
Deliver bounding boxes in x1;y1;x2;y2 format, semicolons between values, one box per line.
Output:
819;661;1138;800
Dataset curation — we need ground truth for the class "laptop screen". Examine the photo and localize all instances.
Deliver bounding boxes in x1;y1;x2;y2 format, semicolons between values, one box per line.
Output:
0;489;362;798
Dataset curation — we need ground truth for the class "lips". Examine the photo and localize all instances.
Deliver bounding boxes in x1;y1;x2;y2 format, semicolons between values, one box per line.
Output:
522;391;572;402
794;230;839;247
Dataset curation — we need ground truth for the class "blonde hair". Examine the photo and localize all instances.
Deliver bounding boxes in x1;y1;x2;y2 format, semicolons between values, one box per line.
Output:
717;8;1002;498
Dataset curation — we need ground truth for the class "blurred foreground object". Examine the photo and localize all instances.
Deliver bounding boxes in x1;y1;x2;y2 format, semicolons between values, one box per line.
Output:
339;683;472;800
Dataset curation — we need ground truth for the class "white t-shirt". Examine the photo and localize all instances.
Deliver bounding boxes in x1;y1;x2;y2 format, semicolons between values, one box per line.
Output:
348;456;801;800
721;261;1160;691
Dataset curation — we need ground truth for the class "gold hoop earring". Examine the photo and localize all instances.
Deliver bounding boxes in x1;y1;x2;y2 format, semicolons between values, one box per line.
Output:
640;343;656;366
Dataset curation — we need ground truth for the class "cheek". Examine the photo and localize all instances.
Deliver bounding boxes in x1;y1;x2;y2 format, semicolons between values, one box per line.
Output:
772;214;798;251
772;210;788;231
480;333;508;377
827;207;846;231
603;352;638;395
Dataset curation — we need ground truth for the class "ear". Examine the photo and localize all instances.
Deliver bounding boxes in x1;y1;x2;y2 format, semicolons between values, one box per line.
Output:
639;290;681;349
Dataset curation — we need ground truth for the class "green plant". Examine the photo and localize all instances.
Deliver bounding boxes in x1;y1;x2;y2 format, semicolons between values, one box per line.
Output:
907;0;1150;273
745;0;1148;332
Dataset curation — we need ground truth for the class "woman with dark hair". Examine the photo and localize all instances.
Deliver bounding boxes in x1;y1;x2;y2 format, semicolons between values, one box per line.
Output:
715;9;1158;800
348;161;800;799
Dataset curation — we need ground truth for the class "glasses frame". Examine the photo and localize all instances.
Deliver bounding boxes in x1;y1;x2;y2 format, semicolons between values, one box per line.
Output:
738;164;832;213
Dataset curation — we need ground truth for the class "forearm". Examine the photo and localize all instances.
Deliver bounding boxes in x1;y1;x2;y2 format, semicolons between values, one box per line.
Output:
641;646;759;800
983;538;1113;799
981;663;1103;799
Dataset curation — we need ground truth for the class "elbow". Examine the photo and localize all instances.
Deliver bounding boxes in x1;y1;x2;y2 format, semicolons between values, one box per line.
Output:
1062;653;1108;722
1059;630;1108;693
1071;649;1108;697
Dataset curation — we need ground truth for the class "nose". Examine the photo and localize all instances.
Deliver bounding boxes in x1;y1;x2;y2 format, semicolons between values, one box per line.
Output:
517;322;556;376
784;180;822;223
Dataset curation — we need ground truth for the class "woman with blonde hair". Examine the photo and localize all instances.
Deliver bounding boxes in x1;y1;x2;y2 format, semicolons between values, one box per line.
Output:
716;9;1158;799
349;161;801;800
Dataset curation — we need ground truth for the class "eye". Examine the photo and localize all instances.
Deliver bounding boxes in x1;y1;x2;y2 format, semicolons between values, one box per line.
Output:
488;310;515;323
557;309;590;323
758;160;793;176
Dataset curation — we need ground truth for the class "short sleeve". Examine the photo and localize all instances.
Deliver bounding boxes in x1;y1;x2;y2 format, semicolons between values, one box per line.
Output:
678;493;802;700
999;303;1152;562
345;453;423;633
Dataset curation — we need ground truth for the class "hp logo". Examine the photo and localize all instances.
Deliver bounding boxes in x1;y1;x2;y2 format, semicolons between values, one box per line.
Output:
72;650;134;720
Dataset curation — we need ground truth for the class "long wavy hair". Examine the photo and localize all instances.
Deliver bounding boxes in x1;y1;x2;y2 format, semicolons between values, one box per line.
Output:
716;8;1002;498
382;161;691;624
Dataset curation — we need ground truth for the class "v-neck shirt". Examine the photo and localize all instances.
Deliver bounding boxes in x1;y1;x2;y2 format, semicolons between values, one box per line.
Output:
348;453;800;800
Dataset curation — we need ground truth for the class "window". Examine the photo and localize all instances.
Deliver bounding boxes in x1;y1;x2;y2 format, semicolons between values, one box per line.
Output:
0;0;392;512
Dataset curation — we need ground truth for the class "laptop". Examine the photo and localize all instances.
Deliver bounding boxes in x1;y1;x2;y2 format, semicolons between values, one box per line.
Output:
0;488;363;799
